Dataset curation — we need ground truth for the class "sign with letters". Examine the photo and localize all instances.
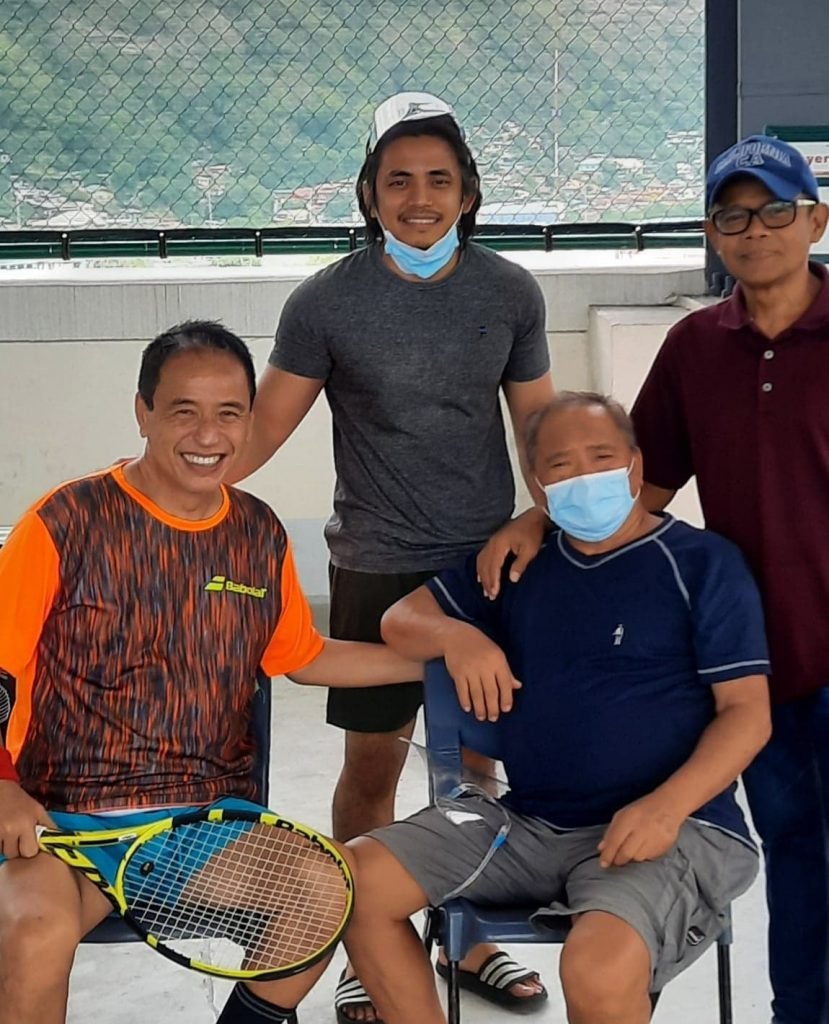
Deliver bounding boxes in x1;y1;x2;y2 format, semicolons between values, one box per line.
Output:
767;125;829;258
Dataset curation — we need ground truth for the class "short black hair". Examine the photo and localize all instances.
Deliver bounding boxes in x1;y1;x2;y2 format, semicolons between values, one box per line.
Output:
138;320;256;410
525;391;639;466
356;115;482;246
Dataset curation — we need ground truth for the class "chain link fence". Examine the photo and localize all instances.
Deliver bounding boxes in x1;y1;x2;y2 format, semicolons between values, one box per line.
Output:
0;0;703;233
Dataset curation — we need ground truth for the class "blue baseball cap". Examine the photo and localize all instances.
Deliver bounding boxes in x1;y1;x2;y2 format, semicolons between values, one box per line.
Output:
706;135;819;210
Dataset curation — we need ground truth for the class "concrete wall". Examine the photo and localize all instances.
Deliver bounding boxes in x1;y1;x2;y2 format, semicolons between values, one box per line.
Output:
0;255;704;596
739;0;829;136
589;303;703;527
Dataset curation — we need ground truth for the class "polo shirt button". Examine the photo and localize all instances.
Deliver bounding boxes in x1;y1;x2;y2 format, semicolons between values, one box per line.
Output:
764;349;775;359
762;382;773;392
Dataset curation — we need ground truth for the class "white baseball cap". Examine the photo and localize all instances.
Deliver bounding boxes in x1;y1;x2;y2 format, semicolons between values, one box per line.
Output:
368;91;462;151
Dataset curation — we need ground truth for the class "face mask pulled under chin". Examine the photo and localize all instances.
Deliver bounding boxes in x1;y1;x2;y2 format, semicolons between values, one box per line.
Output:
379;215;461;279
540;464;637;543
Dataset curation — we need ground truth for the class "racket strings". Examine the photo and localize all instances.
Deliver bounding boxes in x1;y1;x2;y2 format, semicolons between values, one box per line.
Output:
126;825;346;967
122;820;348;972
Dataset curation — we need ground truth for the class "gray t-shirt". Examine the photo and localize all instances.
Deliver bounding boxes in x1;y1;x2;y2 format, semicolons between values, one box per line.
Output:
270;242;550;573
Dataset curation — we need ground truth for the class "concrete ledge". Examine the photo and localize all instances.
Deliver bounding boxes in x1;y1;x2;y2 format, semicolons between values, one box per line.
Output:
589;304;690;401
0;253;705;342
588;303;703;527
536;266;704;332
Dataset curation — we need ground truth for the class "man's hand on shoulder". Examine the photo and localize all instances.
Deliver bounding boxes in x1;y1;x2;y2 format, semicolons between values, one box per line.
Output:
476;506;548;600
597;793;684;869
443;620;521;722
0;781;55;859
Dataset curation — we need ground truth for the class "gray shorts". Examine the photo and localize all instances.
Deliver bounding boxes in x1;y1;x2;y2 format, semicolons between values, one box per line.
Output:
371;795;759;991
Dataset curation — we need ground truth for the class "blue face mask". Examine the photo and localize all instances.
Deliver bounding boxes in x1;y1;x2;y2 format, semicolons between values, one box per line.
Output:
380;217;461;279
542;465;636;543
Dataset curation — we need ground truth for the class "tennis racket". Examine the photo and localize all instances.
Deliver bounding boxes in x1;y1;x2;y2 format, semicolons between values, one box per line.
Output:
38;807;353;980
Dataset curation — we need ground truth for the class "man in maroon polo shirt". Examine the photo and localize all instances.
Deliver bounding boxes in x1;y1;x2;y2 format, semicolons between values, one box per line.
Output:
632;136;829;1024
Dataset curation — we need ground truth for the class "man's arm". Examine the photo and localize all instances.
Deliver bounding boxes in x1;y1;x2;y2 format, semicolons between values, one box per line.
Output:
503;374;555;505
229;366;324;483
288;638;422;688
0;780;54;858
474;374;554;599
381;586;520;721
261;544;421;690
0;512;61;741
0;513;61;856
641;482;676;513
599;674;771;868
630;324;695;501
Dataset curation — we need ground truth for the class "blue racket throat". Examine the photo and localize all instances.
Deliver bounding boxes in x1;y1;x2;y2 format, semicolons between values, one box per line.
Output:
29;797;262;886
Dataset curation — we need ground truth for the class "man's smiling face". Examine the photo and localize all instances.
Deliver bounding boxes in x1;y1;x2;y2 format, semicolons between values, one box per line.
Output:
135;347;253;503
368;133;472;249
706;176;827;289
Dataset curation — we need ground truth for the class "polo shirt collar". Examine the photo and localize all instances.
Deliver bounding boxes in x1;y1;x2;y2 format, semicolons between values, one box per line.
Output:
719;261;829;332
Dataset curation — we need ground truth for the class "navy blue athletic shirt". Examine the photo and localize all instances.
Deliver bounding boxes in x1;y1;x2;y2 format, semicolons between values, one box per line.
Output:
427;515;769;847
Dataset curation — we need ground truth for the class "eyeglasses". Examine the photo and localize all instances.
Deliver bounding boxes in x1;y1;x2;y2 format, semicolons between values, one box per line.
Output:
709;199;817;235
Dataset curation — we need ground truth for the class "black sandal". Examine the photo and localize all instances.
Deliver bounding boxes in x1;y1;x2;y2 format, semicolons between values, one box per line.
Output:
436;952;548;1013
334;969;385;1024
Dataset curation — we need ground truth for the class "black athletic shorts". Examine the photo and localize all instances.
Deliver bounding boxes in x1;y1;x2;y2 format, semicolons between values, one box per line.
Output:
326;564;438;733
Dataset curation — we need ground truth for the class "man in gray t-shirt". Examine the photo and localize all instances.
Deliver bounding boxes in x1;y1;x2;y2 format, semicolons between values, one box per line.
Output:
274;238;548;573
232;91;553;1020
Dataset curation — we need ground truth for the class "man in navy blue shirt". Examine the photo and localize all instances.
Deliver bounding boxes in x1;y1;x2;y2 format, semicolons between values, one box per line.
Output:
342;391;771;1024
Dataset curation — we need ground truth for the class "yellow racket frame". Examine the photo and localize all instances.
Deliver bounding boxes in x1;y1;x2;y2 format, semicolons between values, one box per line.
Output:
39;808;355;980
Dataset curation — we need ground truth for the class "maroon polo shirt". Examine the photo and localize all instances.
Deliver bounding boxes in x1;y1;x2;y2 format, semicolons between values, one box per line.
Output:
632;262;829;704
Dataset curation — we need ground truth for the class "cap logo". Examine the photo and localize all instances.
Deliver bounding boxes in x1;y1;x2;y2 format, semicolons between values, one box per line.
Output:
403;100;448;119
735;150;765;168
368;92;460;150
714;140;793;175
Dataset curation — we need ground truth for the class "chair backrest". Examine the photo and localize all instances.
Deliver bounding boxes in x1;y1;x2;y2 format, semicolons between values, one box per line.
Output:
423;659;505;801
250;671;272;805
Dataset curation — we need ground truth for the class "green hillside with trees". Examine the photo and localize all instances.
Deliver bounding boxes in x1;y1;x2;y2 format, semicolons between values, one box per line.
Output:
0;0;703;227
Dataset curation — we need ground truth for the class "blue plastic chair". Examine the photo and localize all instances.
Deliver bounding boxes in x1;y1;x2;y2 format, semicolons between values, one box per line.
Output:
83;674;272;943
422;659;735;1024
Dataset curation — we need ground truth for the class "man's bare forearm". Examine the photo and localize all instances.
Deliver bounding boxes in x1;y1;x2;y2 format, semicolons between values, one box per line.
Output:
228;367;324;483
289;638;423;687
380;587;472;662
228;434;287;483
517;453;546;508
649;678;771;818
641;481;676;513
504;374;555;508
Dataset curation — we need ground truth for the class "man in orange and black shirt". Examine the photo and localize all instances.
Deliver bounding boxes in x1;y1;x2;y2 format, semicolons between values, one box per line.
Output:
0;321;436;1024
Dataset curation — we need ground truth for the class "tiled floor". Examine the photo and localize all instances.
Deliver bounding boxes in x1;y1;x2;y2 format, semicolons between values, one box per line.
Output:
67;680;772;1023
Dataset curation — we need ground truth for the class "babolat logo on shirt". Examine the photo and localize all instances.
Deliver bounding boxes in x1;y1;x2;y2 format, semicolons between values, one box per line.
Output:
204;575;268;599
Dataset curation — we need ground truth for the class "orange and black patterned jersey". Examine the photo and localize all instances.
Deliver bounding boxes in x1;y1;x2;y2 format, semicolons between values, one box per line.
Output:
0;464;323;811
